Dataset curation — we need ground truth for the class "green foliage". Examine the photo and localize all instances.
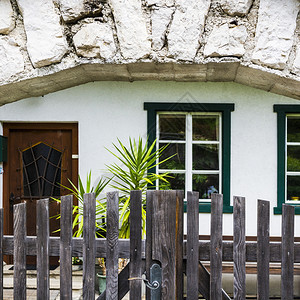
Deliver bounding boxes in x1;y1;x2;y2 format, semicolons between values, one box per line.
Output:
161;159;185;170
287;156;300;172
159;173;184;192
54;171;111;238
106;137;171;238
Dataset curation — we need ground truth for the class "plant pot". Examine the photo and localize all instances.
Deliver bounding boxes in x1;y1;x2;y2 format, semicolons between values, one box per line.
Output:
72;264;83;271
97;272;106;294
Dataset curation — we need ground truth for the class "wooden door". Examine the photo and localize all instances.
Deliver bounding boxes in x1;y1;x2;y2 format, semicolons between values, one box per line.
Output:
3;123;78;264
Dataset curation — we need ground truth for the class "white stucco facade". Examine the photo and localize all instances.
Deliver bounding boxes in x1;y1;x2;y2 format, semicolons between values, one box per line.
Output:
1;80;299;236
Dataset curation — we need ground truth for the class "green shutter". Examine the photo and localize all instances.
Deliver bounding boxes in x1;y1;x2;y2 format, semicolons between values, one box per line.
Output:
0;135;7;162
274;105;300;215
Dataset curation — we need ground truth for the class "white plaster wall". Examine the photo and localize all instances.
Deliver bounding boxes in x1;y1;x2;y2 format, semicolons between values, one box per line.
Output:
0;81;299;236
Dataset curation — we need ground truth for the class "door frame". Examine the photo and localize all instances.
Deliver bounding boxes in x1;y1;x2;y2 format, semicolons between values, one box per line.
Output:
2;122;78;235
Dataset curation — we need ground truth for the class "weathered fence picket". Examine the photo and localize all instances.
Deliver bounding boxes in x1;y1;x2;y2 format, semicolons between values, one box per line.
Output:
0;191;298;299
281;204;295;300
98;191;131;300
175;190;184;300
257;199;270;299
145;190;154;300
186;191;199;300
106;191;119;300
210;193;223;299
36;199;50;300
13;203;27;300
152;190;177;300
129;190;142;300
83;193;96;299
60;195;73;299
233;196;246;300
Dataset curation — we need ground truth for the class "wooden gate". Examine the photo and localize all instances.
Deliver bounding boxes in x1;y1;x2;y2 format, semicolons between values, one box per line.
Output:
0;190;298;299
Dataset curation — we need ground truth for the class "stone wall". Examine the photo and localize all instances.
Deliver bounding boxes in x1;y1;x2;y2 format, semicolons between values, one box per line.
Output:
0;0;299;104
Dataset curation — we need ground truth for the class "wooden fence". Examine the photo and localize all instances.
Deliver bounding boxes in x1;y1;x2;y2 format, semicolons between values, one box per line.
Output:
0;190;299;299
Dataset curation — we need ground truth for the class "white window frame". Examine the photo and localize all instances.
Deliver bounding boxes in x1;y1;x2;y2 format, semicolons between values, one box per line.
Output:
285;114;300;203
157;111;222;201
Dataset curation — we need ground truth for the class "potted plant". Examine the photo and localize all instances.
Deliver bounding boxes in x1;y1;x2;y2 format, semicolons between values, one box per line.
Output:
96;257;107;293
53;171;110;284
106;137;172;239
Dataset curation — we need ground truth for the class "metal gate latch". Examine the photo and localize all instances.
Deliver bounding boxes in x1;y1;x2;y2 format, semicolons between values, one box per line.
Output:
149;263;162;299
142;274;160;290
128;263;162;295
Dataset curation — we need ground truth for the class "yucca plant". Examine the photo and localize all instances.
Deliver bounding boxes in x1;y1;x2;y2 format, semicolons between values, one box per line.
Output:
54;171;111;238
53;172;111;268
106;137;172;238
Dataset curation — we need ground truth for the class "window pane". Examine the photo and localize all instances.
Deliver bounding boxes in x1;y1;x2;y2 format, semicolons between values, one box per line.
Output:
193;115;219;141
22;142;62;198
193;144;219;170
287;117;300;142
193;174;219;199
159;143;185;170
287;176;300;201
159;173;185;193
287;146;300;171
159;114;186;140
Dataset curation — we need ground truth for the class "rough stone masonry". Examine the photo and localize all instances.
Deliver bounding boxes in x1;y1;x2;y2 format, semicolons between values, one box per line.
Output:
0;0;299;104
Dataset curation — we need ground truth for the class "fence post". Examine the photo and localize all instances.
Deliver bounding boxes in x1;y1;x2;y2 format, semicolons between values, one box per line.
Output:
257;199;270;299
13;203;27;300
83;193;96;300
210;193;223;299
37;199;50;300
186;191;199;300
233;196;246;300
281;204;294;300
60;195;73;299
106;191;119;300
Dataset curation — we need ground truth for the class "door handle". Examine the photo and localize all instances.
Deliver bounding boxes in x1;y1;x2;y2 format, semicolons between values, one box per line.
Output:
9;193;21;212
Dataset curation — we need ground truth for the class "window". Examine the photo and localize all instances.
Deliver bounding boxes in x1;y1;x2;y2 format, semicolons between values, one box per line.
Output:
21;142;62;198
144;102;234;213
274;105;300;214
286;116;300;202
158;113;221;200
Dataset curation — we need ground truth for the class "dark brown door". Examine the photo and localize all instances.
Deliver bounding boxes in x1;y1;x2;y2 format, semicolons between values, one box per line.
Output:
3;123;78;264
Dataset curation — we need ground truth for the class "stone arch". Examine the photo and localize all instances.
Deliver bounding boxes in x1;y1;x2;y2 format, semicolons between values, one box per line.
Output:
0;0;299;105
